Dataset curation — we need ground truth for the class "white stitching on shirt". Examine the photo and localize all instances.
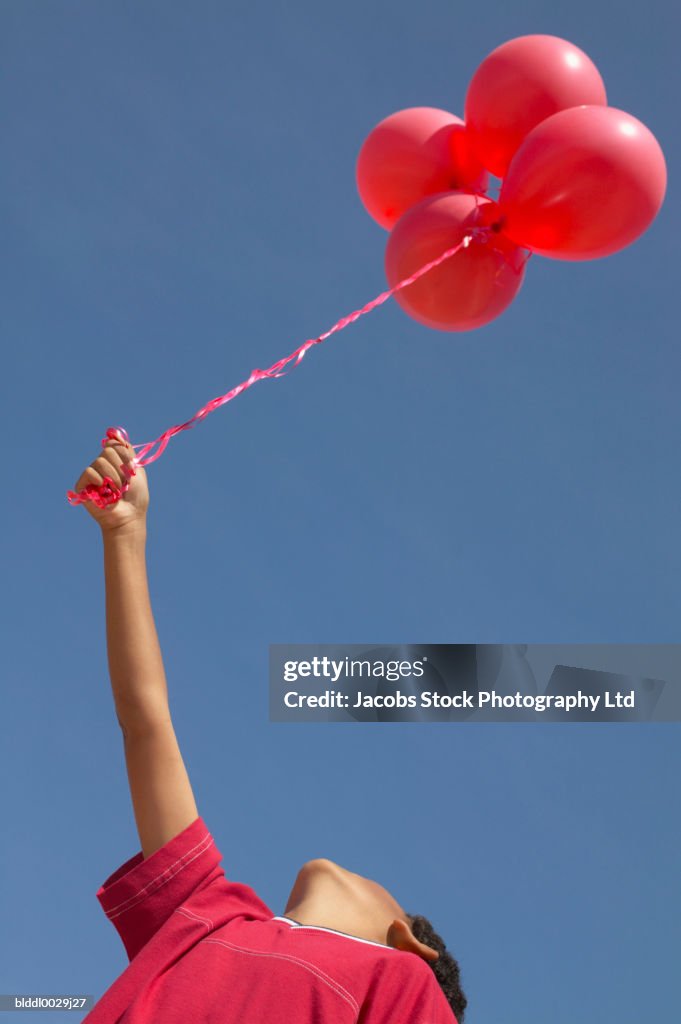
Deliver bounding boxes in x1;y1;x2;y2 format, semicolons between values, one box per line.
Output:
202;937;360;1019
105;833;215;919
175;906;214;931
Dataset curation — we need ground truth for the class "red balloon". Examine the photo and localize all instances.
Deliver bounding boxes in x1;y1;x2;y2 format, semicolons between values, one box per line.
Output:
464;35;607;177
385;192;527;331
356;107;488;230
499;106;667;260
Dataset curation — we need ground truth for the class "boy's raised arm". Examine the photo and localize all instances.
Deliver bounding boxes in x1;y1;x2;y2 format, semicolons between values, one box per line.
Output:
73;433;198;859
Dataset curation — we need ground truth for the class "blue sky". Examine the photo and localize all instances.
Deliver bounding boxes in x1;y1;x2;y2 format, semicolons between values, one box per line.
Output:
1;2;679;1022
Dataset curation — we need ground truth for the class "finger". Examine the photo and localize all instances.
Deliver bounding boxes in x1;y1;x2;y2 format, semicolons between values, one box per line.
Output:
100;445;127;479
73;465;105;493
92;454;125;489
105;429;133;454
104;434;137;476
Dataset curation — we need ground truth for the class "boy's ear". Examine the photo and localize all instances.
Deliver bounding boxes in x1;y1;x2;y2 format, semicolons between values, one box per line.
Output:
386;918;440;963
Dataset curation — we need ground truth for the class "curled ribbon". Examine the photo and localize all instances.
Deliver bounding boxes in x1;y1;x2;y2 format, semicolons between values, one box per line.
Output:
68;228;514;509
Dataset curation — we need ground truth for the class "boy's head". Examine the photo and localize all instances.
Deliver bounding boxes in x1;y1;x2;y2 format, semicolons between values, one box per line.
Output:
284;859;467;1021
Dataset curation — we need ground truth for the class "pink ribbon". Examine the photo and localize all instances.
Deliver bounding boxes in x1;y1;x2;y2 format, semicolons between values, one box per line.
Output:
67;232;482;509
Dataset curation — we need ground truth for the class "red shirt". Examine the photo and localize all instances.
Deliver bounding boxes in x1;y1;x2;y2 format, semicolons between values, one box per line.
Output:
83;816;457;1023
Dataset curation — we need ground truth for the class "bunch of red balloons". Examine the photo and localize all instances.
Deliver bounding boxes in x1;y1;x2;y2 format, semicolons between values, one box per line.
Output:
356;34;667;331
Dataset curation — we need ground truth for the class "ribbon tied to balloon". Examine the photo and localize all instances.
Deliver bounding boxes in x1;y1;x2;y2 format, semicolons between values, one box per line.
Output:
68;33;666;509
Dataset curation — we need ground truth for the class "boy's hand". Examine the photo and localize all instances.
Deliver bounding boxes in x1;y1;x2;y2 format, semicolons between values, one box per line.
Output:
73;431;149;533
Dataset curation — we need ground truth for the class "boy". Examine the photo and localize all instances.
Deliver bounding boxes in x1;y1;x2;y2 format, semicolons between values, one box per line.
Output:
74;433;467;1023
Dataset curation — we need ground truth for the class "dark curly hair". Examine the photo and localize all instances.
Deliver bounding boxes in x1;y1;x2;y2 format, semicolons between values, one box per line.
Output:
406;913;467;1023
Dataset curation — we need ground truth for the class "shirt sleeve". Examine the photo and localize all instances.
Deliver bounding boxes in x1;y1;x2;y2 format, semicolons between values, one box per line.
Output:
96;815;269;961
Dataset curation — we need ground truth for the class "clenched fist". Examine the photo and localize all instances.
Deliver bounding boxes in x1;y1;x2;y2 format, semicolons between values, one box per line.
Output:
73;431;149;533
